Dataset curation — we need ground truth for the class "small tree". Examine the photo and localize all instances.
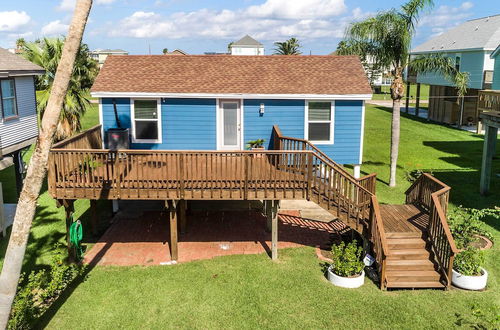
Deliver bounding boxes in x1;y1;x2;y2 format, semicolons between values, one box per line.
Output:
273;37;301;55
162;48;168;54
227;42;234;53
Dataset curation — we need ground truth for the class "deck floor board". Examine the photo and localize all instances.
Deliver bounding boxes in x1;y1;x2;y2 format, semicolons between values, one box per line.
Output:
380;204;429;233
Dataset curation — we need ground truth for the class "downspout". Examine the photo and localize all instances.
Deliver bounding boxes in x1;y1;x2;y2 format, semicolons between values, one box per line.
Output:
112;98;122;128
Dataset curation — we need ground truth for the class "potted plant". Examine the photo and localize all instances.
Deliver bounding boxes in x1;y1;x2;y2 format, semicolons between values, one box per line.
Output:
246;139;265;150
452;247;488;291
327;240;365;288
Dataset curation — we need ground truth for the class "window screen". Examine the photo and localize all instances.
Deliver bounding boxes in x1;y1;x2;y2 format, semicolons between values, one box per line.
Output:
307;101;332;142
134;100;159;141
1;79;17;118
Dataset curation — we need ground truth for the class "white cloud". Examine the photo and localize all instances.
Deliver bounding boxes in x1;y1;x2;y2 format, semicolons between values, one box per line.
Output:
57;0;116;11
419;1;474;28
109;0;354;41
0;11;31;32
42;20;70;36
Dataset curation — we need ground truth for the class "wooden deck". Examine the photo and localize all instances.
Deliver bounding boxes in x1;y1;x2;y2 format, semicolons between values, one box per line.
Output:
380;204;429;233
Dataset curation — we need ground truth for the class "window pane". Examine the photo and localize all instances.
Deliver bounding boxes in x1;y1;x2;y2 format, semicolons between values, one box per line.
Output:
135;121;158;140
135;100;157;119
309;123;330;141
308;102;331;121
1;80;15;98
2;99;16;117
223;103;238;145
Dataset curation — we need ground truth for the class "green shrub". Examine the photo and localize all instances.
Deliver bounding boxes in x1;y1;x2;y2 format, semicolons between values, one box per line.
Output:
453;247;484;276
8;250;84;329
330;240;364;277
448;207;498;249
246;139;265;149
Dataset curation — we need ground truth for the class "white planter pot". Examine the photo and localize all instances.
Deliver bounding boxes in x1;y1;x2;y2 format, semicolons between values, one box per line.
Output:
327;266;364;288
452;268;488;291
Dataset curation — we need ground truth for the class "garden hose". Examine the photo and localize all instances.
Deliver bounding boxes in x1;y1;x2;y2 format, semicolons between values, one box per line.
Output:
69;219;84;261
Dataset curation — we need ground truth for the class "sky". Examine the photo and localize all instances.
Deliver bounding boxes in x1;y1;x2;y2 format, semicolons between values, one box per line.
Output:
1;0;499;55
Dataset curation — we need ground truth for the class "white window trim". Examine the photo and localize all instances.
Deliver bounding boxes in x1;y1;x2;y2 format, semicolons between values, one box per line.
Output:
216;99;243;150
305;100;334;145
131;98;162;144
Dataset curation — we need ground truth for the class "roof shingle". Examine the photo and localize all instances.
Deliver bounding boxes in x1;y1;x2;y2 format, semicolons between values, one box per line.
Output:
91;55;372;96
0;47;44;73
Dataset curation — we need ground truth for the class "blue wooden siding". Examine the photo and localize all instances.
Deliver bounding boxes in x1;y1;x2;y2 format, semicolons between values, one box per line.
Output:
492;53;500;90
101;98;364;165
101;98;216;150
243;99;363;165
0;76;38;151
244;99;305;149
416;51;485;89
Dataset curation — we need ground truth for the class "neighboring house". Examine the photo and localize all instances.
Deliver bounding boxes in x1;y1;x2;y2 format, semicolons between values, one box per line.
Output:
410;15;500;125
0;47;44;194
491;44;500;90
230;35;264;55
89;49;128;67
163;49;188;55
90;55;371;176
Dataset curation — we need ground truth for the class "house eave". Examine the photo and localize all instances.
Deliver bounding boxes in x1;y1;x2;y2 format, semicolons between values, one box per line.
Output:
90;92;373;100
410;47;493;55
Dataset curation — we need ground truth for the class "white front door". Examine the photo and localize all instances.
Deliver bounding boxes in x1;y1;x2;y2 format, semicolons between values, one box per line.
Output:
219;100;242;150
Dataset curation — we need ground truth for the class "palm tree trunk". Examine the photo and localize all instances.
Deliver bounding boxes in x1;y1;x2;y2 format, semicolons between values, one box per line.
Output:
389;69;404;187
389;98;401;187
0;1;92;327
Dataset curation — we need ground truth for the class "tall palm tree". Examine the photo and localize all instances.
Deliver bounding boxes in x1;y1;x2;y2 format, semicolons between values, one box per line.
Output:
22;37;98;140
337;0;468;187
0;1;94;326
15;38;26;52
273;37;302;55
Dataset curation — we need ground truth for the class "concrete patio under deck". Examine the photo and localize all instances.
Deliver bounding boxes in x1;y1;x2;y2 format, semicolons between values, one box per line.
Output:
84;202;348;266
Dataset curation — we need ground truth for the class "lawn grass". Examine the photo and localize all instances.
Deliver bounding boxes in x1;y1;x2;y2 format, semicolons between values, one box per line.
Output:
372;84;430;101
1;103;499;328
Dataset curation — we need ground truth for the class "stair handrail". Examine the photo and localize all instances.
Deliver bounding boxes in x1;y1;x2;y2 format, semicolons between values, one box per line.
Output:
370;195;391;289
405;173;458;288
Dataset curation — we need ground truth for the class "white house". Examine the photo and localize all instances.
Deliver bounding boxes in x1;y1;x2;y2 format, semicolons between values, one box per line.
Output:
89;49;129;67
230;35;264;55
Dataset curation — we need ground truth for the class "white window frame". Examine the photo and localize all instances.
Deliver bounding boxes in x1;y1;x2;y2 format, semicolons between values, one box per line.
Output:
305;100;334;145
131;98;162;143
0;78;18;121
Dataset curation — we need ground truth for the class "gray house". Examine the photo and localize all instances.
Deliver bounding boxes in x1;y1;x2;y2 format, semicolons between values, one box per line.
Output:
0;47;44;195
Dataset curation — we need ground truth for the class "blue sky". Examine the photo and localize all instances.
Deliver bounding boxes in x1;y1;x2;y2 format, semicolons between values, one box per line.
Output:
1;0;499;55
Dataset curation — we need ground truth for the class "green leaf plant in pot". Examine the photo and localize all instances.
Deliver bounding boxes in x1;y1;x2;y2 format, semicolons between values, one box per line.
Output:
452;247;488;291
327;240;365;288
246;139;265;157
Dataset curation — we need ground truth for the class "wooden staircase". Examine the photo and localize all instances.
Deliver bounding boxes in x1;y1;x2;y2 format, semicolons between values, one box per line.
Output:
274;126;458;290
385;232;444;288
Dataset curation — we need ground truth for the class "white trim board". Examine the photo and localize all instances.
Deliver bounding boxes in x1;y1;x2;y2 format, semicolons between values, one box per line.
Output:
359;101;366;165
216;99;243;150
92;92;372;101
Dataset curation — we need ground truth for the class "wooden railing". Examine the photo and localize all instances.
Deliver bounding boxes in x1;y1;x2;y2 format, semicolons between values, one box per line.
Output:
369;195;390;289
358;173;377;194
405;173;457;288
52;125;102;150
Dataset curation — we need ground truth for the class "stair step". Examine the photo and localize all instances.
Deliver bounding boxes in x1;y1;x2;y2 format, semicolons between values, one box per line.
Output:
386;259;436;271
387;249;430;260
387;238;427;249
386;232;427;239
387;270;442;282
386;281;445;289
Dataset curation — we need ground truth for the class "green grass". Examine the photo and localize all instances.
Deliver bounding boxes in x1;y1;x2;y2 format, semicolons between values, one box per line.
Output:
1;104;499;328
372;84;430;101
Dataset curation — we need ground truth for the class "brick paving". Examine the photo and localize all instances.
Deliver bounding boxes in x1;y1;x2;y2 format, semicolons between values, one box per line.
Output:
84;210;344;266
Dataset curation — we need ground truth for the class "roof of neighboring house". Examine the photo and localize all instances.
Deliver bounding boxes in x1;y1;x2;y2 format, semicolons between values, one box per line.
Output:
491;44;500;58
164;49;188;55
232;35;263;47
0;47;44;76
91;49;128;54
412;15;500;53
91;55;372;96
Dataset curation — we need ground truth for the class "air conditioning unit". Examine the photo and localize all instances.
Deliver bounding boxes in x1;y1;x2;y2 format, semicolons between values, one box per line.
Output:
107;128;130;150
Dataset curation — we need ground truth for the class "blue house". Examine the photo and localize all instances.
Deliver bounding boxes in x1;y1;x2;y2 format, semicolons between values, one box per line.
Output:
90;55;372;177
491;45;500;90
411;15;500;125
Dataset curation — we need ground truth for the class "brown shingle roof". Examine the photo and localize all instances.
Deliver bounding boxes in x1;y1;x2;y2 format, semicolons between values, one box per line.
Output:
91;55;372;95
0;47;44;74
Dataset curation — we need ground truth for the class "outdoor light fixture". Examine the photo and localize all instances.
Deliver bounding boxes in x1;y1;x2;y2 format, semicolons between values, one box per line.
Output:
259;103;265;115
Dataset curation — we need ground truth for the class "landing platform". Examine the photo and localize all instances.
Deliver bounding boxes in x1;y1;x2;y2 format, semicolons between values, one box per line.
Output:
380;204;429;233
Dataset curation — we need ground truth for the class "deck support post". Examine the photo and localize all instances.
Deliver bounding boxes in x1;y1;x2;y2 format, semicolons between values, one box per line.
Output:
265;200;272;232
179;199;187;234
63;200;75;261
415;83;421;117
405;82;410;113
480;124;498;195
90;200;98;236
12;150;24;198
167;200;178;261
270;200;280;261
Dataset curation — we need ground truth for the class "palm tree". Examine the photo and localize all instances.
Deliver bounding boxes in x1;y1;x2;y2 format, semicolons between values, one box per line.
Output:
162;48;168;54
22;37;98;141
0;1;94;326
337;0;468;187
273;37;301;55
15;38;26;52
227;41;234;53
